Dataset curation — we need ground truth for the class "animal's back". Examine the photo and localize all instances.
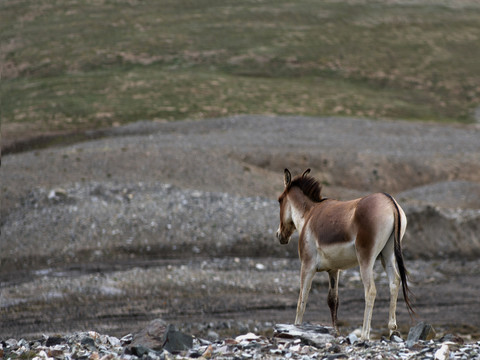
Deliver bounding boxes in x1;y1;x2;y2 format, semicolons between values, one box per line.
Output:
308;199;358;246
302;194;397;271
303;199;360;271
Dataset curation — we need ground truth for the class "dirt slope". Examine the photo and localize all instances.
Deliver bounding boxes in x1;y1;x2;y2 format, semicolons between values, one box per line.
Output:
1;115;480;340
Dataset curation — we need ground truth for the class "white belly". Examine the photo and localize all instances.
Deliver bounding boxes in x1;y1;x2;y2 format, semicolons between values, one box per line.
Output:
316;240;358;271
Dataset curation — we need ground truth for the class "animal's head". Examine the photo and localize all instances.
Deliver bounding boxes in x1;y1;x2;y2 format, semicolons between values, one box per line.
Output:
276;168;312;244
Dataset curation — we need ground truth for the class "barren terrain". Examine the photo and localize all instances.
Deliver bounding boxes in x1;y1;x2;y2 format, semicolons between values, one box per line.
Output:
1;115;480;341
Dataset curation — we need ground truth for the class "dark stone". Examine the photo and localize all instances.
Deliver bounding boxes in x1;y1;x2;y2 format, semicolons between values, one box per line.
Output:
329;344;342;353
128;319;169;351
126;318;193;354
45;336;66;347
187;350;204;358
80;337;96;350
326;354;348;360
314;326;331;334
129;345;151;357
439;334;464;344
406;322;436;347
355;341;371;348
162;325;193;353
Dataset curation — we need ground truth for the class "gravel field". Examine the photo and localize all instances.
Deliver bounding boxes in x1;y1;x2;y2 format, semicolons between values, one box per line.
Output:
1;115;480;343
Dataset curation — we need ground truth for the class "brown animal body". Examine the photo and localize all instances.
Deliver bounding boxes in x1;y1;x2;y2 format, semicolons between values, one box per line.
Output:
276;169;414;340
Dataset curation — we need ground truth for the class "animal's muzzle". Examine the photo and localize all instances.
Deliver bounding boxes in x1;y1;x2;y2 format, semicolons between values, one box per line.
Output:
276;229;290;245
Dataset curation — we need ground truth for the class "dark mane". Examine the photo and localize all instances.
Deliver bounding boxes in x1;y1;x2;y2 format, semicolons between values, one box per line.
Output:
290;175;323;202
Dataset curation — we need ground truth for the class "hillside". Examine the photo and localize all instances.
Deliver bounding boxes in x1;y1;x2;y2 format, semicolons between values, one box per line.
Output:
2;0;480;153
1;116;480;339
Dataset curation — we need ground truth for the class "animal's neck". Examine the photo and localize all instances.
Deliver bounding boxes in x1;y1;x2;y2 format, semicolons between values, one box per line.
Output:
289;189;315;234
291;205;307;234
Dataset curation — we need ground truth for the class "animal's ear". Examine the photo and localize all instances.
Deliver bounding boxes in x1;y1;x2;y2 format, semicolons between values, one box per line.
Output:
284;168;292;188
302;168;311;177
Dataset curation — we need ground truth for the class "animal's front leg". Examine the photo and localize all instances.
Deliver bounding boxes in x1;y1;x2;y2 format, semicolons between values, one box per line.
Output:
295;263;316;325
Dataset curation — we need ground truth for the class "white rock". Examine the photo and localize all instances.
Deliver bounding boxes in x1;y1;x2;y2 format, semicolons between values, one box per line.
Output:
290;344;302;352
347;332;358;344
255;263;265;270
235;332;261;342
107;336;122;346
5;338;18;347
434;344;450;360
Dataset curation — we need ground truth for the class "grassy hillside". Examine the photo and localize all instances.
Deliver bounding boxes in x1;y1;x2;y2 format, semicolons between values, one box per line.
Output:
1;0;480;146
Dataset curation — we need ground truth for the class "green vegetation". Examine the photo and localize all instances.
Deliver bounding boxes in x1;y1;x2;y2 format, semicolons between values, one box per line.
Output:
1;0;480;142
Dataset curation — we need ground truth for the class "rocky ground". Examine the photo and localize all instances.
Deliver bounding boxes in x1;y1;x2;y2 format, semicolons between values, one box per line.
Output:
2;321;480;359
1;115;480;353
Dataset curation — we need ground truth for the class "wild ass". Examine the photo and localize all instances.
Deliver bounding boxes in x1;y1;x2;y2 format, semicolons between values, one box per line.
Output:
276;169;414;340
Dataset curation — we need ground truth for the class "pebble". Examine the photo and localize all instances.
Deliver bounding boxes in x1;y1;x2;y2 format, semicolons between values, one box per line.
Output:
2;324;480;360
391;334;404;343
346;332;358;345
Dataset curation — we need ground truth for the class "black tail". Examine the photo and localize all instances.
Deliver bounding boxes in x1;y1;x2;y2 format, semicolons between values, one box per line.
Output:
383;193;415;317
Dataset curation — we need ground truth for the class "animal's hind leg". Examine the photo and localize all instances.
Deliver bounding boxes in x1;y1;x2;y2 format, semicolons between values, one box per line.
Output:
359;260;376;340
295;262;316;325
327;270;340;335
381;237;401;336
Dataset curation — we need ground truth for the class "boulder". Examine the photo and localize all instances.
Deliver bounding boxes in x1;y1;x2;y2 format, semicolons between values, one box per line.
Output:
406;322;436;347
125;318;193;355
162;325;194;353
274;323;335;348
